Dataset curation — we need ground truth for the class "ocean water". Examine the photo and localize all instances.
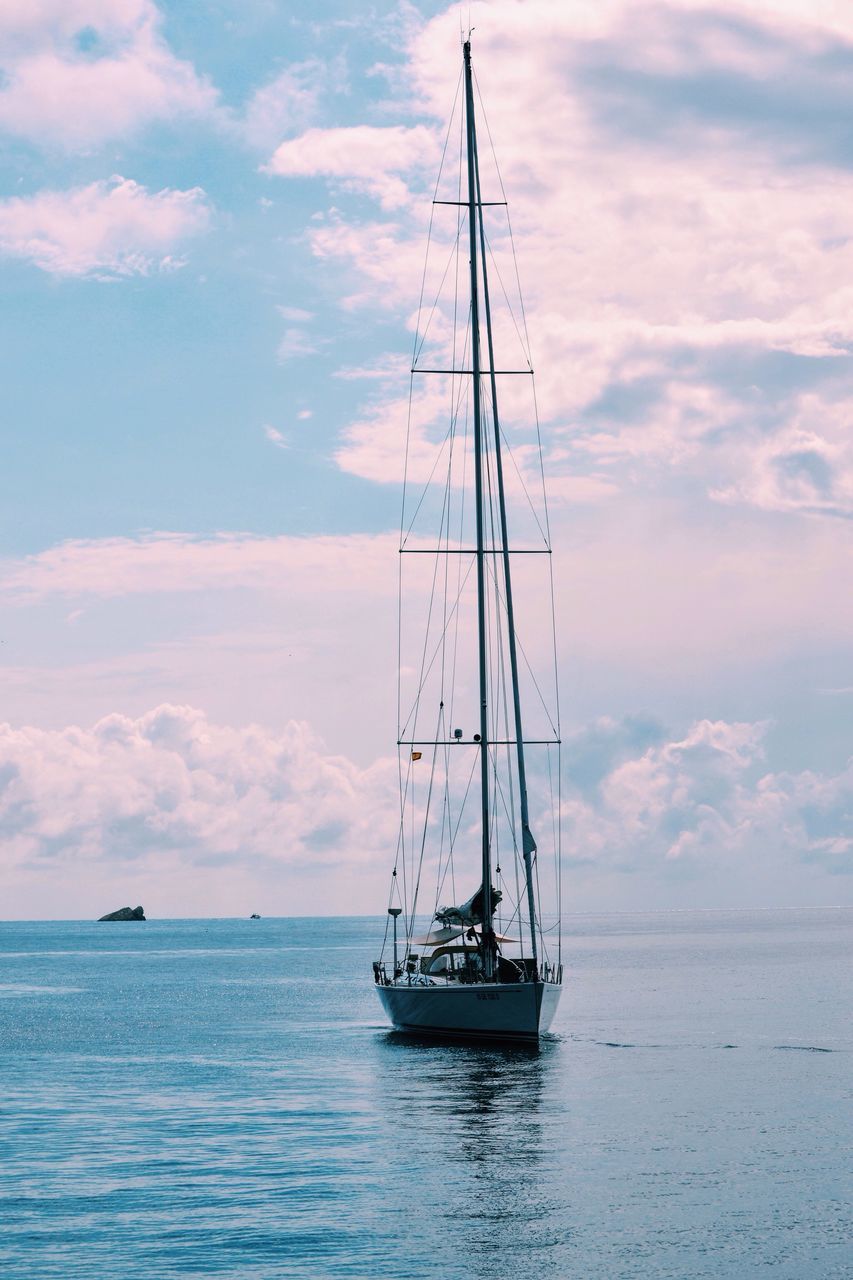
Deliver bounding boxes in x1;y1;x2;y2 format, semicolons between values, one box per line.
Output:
1;909;850;1280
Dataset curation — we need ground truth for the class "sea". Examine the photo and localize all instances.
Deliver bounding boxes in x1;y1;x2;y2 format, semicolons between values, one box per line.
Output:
1;909;850;1280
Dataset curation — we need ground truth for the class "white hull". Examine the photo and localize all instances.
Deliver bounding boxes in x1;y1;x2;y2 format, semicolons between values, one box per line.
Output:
375;979;561;1042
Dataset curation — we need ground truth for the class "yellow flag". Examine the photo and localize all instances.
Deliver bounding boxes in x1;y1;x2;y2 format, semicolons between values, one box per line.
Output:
411;751;422;761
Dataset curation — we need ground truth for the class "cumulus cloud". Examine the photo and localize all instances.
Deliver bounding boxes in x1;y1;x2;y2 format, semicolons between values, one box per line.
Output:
1;706;849;918
0;0;216;148
561;715;853;876
0;705;399;912
0;176;210;279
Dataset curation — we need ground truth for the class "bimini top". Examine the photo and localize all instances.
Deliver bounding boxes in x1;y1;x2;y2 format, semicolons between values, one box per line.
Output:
409;926;465;947
409;925;520;948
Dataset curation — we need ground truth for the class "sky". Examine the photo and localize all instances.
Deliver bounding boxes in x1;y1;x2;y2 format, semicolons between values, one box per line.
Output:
2;0;853;919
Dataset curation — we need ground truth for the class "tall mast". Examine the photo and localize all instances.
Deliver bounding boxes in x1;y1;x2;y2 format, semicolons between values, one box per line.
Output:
471;92;539;972
463;38;494;978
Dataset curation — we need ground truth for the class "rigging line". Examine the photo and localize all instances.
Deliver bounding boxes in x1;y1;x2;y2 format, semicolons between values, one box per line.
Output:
432;789;451;919
398;339;473;738
557;741;563;965
479;375;549;546
400;371;415;559
405;532;443;747
406;715;443;945
398;556;475;738
543;740;557;965
495;411;550;547
530;375;553;549
409;70;463;370
546;740;560;956
412;223;466;368
434;747;479;910
442;89;465;700
406;431;458;751
486;741;523;866
480;419;522;912
400;72;462;554
484;423;517;878
475;74;554;557
447;745;480;851
399;395;459;547
431;286;459;915
402;358;470;544
479;117;537;376
396;457;405;738
401;312;472;546
431;747;455;921
482;396;498;745
396;750;410;937
473;70;533;353
533;834;549;967
482;225;532;369
480;97;540;418
547;550;562;738
432;399;457;872
495;892;524;939
488;752;501;908
492;491;524;924
483;555;560;737
437;108;465;895
489;160;554;551
446;368;469;757
397;74;463;947
473;67;556;586
438;418;453;709
409;78;465;372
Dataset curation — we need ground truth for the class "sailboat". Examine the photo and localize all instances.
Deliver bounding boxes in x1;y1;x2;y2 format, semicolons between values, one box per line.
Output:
372;37;563;1042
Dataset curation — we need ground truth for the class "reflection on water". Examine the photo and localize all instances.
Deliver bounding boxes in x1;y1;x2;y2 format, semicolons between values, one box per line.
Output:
369;1034;567;1275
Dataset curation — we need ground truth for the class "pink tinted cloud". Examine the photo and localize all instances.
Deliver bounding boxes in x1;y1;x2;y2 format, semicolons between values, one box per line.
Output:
1;705;849;918
0;0;216;148
0;704;400;917
0;530;398;601
274;0;853;517
0;176;210;278
264;125;441;208
562;713;853;880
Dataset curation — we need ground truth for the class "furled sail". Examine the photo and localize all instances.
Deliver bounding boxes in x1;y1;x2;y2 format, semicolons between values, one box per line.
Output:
435;883;503;928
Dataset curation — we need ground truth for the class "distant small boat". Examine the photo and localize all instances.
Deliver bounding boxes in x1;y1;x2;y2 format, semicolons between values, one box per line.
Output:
250;913;261;919
372;37;563;1042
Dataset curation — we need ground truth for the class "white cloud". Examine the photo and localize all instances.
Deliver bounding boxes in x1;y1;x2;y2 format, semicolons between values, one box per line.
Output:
0;530;396;601
711;393;853;518
0;0;216;148
263;124;441;209
1;705;849;919
0;704;399;917
0;176;210;279
559;714;853;883
266;0;853;518
277;304;314;323
277;328;319;362
274;303;319;361
264;425;288;450
242;59;330;150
